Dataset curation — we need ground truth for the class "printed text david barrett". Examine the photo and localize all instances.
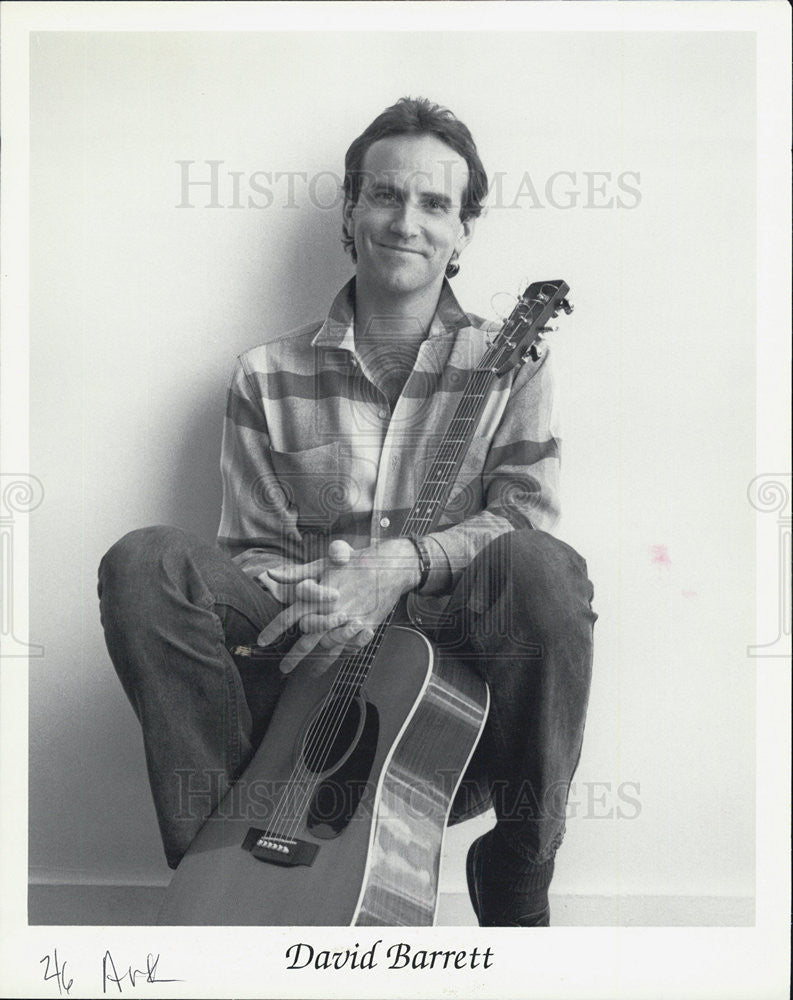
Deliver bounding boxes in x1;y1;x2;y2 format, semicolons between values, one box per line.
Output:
286;939;494;971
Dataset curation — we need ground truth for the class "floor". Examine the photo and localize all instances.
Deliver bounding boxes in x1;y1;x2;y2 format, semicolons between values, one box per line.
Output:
28;883;754;927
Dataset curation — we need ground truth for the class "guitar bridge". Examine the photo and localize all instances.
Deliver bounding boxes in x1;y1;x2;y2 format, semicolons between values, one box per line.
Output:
241;828;319;867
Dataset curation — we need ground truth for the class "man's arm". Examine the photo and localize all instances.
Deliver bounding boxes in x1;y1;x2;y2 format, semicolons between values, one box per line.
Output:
217;357;305;585
424;346;561;583
258;348;561;672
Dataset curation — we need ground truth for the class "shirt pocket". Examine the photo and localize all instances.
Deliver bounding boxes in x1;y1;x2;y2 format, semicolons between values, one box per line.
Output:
269;441;345;530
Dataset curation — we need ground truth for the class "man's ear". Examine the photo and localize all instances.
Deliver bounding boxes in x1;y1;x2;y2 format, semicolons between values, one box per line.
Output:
455;216;476;257
342;197;356;240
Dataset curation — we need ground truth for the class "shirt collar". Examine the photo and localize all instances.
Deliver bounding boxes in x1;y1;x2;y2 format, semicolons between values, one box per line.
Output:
311;276;470;356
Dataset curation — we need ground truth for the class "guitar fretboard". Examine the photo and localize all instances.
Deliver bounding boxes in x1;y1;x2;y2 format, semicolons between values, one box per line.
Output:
317;279;571;706
328;306;535;699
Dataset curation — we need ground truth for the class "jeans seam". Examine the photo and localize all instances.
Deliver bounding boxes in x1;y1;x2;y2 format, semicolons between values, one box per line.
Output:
196;589;248;780
210;612;243;778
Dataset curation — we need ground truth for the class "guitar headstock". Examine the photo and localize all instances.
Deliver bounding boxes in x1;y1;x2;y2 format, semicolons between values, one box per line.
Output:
492;280;573;376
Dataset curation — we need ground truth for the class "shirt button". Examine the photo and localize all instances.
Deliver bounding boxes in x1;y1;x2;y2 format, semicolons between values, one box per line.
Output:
377;408;388;420
379;516;390;529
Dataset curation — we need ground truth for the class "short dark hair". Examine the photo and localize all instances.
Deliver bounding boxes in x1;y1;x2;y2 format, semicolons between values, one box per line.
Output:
341;96;488;260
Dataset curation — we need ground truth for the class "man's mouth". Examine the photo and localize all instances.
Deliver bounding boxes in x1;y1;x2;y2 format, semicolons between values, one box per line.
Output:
377;242;423;256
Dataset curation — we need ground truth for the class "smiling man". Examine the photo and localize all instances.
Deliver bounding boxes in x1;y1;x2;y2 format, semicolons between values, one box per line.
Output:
98;97;597;927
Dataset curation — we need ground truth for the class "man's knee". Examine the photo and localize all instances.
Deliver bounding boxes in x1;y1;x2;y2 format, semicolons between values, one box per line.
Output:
475;528;594;631
479;528;587;582
98;525;190;599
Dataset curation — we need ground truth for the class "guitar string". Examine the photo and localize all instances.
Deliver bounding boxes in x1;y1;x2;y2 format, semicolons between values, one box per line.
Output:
273;362;524;845
266;325;530;844
268;319;533;844
270;357;507;843
272;377;497;844
268;369;496;842
266;359;502;842
263;295;554;845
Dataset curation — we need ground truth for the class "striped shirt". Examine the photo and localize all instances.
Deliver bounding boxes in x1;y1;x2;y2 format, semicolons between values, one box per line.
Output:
217;278;561;590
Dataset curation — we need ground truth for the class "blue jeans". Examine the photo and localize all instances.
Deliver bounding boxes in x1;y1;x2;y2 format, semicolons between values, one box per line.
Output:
98;526;595;869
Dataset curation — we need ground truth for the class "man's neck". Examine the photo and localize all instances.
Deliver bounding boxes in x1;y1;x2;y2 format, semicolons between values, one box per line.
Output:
353;278;443;354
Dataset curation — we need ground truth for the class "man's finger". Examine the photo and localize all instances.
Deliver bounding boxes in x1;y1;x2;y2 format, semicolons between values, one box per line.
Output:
323;622;374;647
279;632;323;674
309;639;349;676
265;559;322;583
300;611;351;633
351;627;375;648
297;624;377;679
257;604;306;646
310;653;346;677
294;579;339;604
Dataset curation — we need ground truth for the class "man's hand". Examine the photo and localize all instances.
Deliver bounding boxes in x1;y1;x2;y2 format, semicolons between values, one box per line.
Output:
256;539;353;605
256;538;420;675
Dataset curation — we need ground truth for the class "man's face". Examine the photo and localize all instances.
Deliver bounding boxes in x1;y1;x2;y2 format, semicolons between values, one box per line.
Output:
343;133;476;301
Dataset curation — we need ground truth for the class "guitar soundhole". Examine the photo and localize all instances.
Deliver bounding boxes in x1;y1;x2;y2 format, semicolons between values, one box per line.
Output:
301;696;362;774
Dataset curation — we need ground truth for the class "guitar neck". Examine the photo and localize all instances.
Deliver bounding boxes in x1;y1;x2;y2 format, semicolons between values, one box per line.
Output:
330;341;506;697
401;345;501;537
330;279;570;697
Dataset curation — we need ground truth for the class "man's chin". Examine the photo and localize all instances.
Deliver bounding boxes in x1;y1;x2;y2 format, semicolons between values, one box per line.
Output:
363;263;436;297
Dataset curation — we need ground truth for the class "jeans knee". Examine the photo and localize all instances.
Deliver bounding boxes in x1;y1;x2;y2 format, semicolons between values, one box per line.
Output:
98;525;187;599
480;529;594;630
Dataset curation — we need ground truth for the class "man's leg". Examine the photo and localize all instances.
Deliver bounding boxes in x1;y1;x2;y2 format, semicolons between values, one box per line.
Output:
97;525;290;868
429;528;596;926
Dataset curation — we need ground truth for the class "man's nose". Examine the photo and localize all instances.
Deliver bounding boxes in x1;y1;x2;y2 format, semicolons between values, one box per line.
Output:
389;200;421;237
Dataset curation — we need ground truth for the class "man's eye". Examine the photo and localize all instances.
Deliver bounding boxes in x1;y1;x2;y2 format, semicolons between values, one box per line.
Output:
374;190;397;203
425;198;447;212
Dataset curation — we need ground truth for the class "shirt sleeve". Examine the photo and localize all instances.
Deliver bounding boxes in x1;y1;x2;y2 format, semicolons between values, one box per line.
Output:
425;347;561;586
216;357;304;581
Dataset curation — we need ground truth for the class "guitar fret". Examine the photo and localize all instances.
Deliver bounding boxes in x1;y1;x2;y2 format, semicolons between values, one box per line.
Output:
404;290;569;555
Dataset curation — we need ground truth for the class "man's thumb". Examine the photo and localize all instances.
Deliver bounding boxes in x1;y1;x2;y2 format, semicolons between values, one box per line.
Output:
327;540;353;565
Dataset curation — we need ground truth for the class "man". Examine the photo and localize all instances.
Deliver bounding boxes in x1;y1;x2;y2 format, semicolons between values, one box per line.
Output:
98;97;596;926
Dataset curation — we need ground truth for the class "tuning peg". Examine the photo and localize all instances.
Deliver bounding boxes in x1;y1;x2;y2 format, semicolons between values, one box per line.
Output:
559;298;573;315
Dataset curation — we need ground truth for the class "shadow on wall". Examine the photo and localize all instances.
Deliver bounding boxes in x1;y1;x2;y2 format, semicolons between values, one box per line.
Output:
164;383;227;543
162;195;352;543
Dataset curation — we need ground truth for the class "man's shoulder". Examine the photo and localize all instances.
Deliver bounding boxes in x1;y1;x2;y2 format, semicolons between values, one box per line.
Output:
463;310;501;336
239;319;324;374
458;310;501;354
443;311;501;370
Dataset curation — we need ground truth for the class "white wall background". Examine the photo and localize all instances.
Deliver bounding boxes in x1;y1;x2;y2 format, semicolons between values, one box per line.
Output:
29;31;756;910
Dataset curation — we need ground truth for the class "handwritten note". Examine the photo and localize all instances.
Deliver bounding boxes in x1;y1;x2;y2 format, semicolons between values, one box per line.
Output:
39;949;183;995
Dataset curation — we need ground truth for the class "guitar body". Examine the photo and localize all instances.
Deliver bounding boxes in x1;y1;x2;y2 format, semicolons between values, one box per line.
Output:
157;625;489;926
157;278;572;927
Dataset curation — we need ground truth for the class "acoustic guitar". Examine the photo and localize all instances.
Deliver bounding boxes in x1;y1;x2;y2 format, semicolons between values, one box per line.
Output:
157;279;573;926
